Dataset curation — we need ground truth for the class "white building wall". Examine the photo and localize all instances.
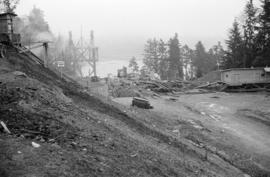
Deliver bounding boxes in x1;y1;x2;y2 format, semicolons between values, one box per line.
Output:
221;69;267;86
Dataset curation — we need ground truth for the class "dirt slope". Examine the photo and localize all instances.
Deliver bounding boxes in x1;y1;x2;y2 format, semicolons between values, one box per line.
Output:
0;49;250;177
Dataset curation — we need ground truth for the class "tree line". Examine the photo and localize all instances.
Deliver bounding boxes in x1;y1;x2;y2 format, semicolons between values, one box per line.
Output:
142;34;224;80
224;0;270;69
142;0;270;80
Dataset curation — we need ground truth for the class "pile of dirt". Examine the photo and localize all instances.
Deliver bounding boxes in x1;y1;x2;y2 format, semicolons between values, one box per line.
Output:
0;71;77;143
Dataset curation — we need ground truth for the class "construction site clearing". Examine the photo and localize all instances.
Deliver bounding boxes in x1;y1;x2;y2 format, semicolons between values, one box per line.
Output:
0;47;270;177
0;13;270;177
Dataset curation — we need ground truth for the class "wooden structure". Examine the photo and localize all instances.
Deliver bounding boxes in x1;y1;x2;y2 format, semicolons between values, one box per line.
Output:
0;12;49;66
64;30;99;78
0;12;21;58
195;68;270;92
76;30;98;77
221;68;270;86
0;12;20;45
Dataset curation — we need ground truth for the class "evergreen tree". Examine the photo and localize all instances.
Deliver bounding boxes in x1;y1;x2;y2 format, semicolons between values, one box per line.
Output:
158;39;169;80
208;42;225;70
143;38;159;74
143;38;168;79
181;45;193;80
243;0;258;67
223;20;244;69
168;33;182;80
193;41;203;77
192;41;211;77
128;57;139;73
254;0;270;66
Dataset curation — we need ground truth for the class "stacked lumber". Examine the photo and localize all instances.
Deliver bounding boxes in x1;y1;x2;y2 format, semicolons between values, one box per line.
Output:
136;80;195;93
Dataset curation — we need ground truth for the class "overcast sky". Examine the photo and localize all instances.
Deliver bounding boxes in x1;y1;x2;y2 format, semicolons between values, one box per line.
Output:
16;0;260;61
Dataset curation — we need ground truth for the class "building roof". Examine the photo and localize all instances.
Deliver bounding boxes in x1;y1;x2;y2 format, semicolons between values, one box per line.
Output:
0;12;17;17
221;67;265;73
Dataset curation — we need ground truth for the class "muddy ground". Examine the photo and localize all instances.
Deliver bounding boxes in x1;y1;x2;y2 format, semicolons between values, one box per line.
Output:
114;92;270;176
0;49;268;176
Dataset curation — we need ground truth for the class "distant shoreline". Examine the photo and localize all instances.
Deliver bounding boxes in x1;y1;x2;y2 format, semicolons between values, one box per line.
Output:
81;59;143;78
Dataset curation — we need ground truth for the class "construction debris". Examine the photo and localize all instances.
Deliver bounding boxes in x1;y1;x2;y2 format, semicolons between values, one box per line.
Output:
136;80;195;93
31;142;41;148
109;77;197;98
1;42;268;177
0;121;11;134
196;81;270;92
13;71;27;78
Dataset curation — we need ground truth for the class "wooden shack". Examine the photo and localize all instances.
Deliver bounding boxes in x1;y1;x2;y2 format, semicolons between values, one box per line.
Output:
0;12;20;44
221;68;270;86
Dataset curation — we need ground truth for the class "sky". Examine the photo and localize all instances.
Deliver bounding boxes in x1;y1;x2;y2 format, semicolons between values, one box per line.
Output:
16;0;260;61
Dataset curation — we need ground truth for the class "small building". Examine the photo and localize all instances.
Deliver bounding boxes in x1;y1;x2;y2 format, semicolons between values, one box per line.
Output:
221;68;270;86
0;12;20;44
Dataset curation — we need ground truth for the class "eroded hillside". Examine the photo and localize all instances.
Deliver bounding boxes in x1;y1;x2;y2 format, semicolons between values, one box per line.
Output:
0;49;259;177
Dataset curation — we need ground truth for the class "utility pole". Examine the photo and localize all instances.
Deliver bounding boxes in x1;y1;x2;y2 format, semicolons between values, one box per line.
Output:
43;42;48;67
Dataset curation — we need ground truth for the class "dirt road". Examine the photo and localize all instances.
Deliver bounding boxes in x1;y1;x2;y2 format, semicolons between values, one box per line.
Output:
114;92;270;176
